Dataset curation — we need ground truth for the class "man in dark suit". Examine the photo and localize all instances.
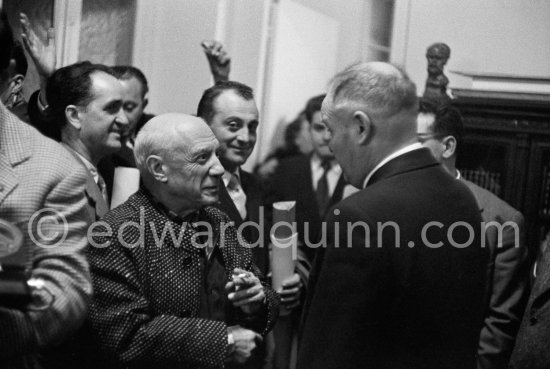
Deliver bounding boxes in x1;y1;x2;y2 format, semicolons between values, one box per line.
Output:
198;81;301;368
197;81;270;274
270;94;352;278
268;95;351;369
417;100;529;369
298;62;489;369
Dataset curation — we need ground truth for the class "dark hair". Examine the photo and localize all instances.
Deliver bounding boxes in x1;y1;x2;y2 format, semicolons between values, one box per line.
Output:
426;42;451;59
196;80;254;123
11;42;28;76
418;98;463;145
0;11;14;72
46;61;115;126
111;65;149;97
284;114;306;154
304;94;325;123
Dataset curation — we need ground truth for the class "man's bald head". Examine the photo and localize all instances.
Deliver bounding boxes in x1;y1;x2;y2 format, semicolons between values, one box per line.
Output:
321;62;419;188
134;113;224;214
134;113;215;173
325;61;417;121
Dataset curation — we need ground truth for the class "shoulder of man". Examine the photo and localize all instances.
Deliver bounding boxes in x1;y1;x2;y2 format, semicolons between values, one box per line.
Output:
461;178;522;221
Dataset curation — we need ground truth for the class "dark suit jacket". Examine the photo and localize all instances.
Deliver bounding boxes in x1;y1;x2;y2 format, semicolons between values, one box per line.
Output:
509;244;550;369
269;154;346;266
297;148;489;369
213;170;270;276
462;180;529;369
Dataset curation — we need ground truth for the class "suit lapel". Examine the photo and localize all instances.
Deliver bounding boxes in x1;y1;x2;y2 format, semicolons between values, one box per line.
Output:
0;155;18;206
217;181;243;225
64;148;109;219
302;155;320;219
327;174;346;209
0;105;32;206
240;171;262;223
85;176;109;219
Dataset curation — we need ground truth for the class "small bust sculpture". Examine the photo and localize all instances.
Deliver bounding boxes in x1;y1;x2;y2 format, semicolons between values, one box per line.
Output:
423;42;451;103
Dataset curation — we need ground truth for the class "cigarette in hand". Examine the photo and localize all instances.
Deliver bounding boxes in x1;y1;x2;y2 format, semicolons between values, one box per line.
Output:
232;273;248;291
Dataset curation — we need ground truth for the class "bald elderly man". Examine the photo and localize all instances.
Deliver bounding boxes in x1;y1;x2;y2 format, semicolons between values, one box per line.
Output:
298;62;488;369
86;113;279;369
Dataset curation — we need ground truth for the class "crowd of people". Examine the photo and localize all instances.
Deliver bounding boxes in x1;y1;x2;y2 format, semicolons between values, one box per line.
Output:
1;9;549;369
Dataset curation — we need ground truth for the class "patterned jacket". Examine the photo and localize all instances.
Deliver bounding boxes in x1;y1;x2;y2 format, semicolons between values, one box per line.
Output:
87;189;279;368
0;104;93;369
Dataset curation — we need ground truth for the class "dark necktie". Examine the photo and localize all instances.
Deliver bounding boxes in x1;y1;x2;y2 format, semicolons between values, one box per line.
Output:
316;161;331;218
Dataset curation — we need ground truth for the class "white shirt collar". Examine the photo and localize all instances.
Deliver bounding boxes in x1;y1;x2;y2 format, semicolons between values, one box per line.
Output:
362;143;424;188
455;169;461;180
311;153;341;174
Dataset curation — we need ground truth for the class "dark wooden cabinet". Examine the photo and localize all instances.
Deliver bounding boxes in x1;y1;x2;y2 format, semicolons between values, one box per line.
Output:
452;90;550;259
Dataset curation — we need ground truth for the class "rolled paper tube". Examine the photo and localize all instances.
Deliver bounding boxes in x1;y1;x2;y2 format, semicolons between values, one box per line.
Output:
272;201;296;239
270;232;298;316
110;167;140;209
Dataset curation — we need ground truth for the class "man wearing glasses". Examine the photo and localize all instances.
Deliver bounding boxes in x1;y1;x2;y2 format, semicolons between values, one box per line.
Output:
417;99;529;369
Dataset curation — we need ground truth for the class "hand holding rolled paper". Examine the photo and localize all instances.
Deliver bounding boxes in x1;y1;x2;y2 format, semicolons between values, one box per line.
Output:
279;272;302;310
271;201;297;315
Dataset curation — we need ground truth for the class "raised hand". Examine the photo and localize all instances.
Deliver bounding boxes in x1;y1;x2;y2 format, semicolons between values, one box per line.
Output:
20;13;56;79
201;40;230;83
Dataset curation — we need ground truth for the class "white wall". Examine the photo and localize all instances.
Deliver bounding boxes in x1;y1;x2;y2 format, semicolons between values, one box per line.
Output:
391;0;550;94
254;0;370;164
133;0;220;115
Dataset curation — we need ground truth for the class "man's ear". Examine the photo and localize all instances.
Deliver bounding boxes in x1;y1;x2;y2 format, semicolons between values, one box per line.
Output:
352;110;371;145
441;135;457;159
65;105;82;130
142;96;149;110
146;155;168;182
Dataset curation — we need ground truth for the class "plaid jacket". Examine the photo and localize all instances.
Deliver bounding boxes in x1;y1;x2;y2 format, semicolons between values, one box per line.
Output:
87;189;279;369
0;104;93;369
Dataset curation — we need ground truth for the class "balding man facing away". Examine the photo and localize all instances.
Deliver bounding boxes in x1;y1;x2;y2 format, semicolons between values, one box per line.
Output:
297;62;489;369
86;113;278;368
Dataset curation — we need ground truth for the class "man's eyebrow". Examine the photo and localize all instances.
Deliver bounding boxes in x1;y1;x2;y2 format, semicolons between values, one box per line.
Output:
224;116;243;122
104;99;123;108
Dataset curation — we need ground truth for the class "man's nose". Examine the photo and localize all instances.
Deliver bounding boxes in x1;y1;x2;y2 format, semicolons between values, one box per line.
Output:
236;127;250;143
210;155;225;176
322;129;332;142
115;108;129;126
